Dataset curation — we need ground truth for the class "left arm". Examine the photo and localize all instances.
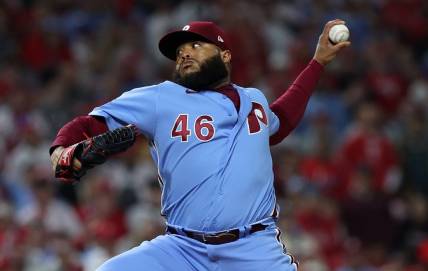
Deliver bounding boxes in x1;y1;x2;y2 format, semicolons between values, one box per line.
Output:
269;19;351;145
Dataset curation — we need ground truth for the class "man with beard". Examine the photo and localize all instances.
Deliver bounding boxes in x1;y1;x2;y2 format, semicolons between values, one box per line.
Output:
50;20;350;270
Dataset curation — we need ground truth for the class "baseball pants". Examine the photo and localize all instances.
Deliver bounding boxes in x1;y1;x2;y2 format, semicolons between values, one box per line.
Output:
96;223;298;271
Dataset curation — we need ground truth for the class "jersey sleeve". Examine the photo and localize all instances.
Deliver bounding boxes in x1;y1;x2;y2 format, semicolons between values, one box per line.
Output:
89;85;159;139
268;109;280;136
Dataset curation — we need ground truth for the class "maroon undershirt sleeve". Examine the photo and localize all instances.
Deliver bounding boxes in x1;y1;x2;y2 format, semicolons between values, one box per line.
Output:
49;115;108;154
269;59;324;146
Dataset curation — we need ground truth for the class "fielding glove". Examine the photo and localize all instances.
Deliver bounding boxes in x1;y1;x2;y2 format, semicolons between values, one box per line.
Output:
54;124;138;182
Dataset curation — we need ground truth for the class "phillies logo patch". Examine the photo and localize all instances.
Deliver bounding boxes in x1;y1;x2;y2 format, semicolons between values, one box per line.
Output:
247;102;268;134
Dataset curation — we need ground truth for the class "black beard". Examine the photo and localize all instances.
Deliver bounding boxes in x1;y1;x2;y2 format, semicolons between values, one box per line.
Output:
172;54;229;91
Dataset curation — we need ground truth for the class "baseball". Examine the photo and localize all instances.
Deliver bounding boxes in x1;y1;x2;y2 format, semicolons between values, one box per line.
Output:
328;24;349;44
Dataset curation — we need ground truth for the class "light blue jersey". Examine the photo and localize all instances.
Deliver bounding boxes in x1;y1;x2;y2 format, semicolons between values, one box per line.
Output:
90;81;280;232
92;81;299;271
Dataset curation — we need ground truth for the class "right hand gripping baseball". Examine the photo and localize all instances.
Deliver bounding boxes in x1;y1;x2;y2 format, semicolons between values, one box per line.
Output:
54;124;138;182
313;19;351;66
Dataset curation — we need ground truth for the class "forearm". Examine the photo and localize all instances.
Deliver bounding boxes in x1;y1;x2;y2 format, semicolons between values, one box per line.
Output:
50;116;137;181
50;115;108;154
50;115;108;175
269;59;324;145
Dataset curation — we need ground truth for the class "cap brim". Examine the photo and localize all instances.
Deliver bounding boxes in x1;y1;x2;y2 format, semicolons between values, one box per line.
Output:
159;31;211;61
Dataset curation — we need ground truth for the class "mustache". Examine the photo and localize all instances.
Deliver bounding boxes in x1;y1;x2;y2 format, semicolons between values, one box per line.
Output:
178;58;198;70
179;58;197;66
172;53;229;91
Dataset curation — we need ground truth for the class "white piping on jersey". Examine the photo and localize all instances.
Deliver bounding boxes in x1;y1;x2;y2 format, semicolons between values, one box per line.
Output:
152;140;166;216
270;202;279;218
275;228;286;252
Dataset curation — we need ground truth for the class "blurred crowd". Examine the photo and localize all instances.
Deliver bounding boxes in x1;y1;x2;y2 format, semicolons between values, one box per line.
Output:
0;0;427;270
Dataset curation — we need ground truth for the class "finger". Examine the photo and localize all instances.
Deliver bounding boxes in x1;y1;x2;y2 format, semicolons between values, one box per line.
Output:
51;147;64;171
322;19;344;33
333;41;351;51
73;158;82;171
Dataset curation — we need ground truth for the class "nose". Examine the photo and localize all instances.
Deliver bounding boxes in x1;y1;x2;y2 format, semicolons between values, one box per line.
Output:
177;45;193;62
180;52;190;61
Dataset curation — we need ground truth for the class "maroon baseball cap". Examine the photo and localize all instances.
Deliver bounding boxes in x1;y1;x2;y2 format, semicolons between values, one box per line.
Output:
159;21;231;61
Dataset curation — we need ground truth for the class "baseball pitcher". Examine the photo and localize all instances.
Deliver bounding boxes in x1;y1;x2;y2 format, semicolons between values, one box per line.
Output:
50;19;350;270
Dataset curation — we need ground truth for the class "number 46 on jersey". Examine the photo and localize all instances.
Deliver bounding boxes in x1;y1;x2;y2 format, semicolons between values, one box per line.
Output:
171;102;267;142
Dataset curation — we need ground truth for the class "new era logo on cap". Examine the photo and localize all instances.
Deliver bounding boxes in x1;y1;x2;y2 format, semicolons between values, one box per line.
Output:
159;21;231;60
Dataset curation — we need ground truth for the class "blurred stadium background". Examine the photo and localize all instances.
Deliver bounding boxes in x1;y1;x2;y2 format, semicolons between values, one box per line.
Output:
0;0;427;270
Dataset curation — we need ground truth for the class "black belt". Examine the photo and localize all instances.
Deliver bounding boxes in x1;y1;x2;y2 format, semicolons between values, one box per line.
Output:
166;223;268;245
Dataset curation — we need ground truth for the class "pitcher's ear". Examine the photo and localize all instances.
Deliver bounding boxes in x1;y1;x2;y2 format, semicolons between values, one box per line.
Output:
221;50;231;64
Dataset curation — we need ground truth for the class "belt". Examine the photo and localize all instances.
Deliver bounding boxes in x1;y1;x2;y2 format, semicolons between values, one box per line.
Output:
166;223;268;245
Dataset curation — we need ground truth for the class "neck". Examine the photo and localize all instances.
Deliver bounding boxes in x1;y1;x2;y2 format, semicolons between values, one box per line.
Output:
211;76;231;90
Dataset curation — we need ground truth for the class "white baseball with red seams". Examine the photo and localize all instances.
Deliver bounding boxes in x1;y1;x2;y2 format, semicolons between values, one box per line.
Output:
329;24;349;44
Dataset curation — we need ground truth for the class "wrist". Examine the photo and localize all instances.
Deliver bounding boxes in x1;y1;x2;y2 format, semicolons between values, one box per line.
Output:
312;57;326;66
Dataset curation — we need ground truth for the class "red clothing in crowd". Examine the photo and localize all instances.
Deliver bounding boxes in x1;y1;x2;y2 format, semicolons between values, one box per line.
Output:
299;157;342;198
338;128;399;192
366;72;408;115
77;182;128;243
294;202;345;269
